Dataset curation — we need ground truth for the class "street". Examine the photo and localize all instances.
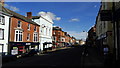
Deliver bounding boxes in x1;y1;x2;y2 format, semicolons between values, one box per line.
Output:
2;46;104;68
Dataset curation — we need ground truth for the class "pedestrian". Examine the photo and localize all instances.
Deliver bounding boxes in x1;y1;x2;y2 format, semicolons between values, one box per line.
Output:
103;44;109;56
82;45;89;56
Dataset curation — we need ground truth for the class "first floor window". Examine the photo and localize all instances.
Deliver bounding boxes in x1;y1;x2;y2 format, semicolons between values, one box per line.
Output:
0;28;4;40
0;15;5;25
27;33;30;41
33;32;38;42
15;30;23;42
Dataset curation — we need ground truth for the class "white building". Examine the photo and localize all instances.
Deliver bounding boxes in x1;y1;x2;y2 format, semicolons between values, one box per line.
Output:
31;12;54;51
0;7;11;56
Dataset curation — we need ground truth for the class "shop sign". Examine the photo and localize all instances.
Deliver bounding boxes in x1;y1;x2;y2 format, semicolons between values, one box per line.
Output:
13;47;17;50
26;43;31;45
11;49;18;55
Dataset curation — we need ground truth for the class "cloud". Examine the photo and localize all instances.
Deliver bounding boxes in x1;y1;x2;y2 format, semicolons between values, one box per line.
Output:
69;18;80;22
56;17;61;21
4;4;19;12
94;5;97;8
38;11;61;21
67;31;88;41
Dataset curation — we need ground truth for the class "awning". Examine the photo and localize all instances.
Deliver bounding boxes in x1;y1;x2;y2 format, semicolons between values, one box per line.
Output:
43;42;52;45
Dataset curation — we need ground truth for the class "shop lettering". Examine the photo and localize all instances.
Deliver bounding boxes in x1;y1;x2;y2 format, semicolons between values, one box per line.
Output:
26;43;31;45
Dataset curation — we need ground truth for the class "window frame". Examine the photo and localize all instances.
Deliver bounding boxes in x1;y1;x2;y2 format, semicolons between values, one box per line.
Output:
34;26;37;31
17;21;22;28
33;32;38;42
0;15;5;25
0;28;4;40
27;33;30;41
15;30;23;42
27;24;30;30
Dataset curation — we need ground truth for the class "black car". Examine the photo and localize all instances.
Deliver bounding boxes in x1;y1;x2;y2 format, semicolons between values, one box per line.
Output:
23;49;39;57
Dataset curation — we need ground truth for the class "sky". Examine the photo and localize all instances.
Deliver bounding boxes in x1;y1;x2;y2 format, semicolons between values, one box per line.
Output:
5;2;101;41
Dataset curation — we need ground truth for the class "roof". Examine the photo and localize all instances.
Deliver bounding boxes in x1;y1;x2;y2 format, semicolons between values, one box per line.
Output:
32;16;53;24
53;26;62;31
1;7;39;26
32;16;40;19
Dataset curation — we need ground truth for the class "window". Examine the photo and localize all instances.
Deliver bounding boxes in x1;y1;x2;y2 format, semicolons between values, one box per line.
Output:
0;16;5;25
46;28;47;35
34;26;37;31
15;30;23;42
41;27;44;35
27;33;30;41
28;24;30;30
49;29;51;35
33;32;38;42
18;21;22;28
0;28;4;40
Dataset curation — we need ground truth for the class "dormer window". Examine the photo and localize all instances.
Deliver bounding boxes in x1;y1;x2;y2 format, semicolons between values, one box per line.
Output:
18;21;22;28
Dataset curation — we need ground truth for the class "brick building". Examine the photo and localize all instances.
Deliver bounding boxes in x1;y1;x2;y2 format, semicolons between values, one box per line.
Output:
2;7;40;55
52;26;66;48
52;26;76;48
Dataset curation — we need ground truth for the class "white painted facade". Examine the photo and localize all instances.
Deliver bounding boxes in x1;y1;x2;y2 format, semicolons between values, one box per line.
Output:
0;11;11;56
32;15;53;51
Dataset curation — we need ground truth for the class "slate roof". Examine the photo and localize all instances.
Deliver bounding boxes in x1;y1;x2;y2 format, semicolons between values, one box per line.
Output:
1;7;39;26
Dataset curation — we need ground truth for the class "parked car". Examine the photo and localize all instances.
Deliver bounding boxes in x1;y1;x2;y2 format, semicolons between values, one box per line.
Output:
22;49;39;57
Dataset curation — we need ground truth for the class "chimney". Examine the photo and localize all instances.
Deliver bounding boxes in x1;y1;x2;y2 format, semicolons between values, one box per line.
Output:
27;12;32;19
0;0;4;6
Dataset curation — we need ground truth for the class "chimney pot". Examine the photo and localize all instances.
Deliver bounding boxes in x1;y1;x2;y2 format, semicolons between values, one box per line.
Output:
27;12;32;19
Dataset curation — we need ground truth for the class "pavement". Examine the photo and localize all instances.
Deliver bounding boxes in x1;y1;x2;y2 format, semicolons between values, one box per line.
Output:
80;46;120;68
80;46;104;68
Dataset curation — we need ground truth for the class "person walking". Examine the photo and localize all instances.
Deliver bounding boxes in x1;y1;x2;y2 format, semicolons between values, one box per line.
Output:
82;45;89;56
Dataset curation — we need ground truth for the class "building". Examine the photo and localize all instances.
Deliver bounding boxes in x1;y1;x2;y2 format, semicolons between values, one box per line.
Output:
52;26;66;48
32;12;53;51
95;2;114;55
113;2;120;60
0;4;12;55
1;7;40;55
86;25;96;47
52;26;76;48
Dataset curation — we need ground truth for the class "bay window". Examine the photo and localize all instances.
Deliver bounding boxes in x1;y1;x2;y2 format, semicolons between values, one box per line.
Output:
15;30;23;42
33;32;38;42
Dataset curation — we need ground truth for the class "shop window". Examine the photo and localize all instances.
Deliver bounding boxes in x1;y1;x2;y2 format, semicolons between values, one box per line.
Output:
15;30;23;42
0;28;4;40
0;15;5;25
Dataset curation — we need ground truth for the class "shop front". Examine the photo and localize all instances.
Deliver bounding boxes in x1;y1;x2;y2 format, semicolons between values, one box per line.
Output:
9;42;39;55
43;42;52;51
0;44;3;56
